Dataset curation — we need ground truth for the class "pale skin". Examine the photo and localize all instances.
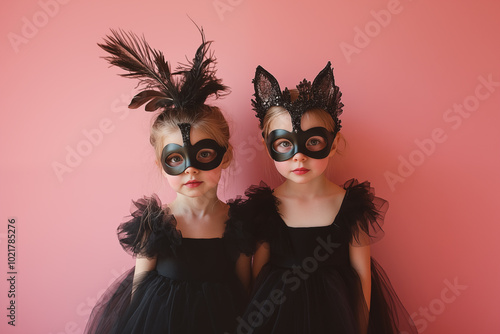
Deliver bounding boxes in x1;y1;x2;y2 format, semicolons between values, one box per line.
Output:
132;126;251;295
252;111;371;314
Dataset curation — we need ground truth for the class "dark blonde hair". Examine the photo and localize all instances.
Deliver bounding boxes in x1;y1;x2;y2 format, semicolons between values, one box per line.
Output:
262;107;337;139
150;106;233;167
261;90;338;139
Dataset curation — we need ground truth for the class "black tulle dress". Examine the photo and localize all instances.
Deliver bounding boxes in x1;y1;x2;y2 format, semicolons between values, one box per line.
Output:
231;179;417;334
84;195;252;334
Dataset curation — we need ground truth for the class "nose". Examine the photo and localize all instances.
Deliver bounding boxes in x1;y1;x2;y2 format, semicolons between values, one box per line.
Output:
292;152;307;162
184;166;199;174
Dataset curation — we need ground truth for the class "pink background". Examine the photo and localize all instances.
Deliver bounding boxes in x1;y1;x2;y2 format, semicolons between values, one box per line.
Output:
1;0;499;333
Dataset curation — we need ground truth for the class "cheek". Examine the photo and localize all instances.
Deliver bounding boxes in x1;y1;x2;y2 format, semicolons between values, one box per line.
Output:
311;158;330;171
207;168;223;183
200;167;223;185
165;174;183;189
273;161;290;175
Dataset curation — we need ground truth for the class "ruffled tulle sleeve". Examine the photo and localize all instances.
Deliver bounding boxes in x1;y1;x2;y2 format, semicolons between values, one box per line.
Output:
338;179;387;246
223;202;256;261
228;182;282;246
117;195;181;258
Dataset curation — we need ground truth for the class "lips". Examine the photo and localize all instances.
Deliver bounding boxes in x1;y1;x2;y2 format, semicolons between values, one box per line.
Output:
184;180;203;188
292;167;310;175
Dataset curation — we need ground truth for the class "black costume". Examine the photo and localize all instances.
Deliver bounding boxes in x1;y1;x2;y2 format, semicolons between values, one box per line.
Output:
85;196;252;334
231;180;417;334
85;26;248;333
234;63;418;333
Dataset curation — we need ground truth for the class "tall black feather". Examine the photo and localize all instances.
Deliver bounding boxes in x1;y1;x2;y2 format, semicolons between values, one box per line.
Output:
98;27;228;113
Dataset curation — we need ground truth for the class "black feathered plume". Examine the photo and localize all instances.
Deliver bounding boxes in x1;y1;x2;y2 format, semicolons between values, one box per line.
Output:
98;27;228;113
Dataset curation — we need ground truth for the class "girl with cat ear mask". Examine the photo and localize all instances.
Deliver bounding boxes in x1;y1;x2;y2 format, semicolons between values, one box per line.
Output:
231;62;417;334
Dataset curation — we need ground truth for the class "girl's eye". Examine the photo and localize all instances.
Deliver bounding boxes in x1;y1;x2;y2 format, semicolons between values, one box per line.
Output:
306;136;327;151
166;153;184;167
273;139;293;153
197;149;217;163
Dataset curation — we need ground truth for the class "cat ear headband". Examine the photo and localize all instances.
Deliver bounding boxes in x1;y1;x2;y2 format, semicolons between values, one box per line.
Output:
98;26;228;174
251;62;344;161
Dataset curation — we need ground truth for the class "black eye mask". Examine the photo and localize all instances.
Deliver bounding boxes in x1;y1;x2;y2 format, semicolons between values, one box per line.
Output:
161;123;227;175
266;127;336;162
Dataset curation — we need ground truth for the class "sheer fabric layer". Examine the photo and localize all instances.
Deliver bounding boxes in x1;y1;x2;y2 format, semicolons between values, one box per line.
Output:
232;179;417;334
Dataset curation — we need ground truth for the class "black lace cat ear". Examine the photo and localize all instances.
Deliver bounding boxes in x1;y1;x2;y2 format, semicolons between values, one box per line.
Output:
311;62;335;104
251;66;283;128
311;62;344;132
250;62;343;133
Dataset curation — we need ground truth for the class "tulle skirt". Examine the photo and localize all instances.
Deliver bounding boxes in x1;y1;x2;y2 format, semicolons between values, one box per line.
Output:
85;267;245;334
236;258;416;334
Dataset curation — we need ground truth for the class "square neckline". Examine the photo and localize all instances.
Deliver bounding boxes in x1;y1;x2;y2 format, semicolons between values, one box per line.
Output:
272;188;349;229
163;204;228;241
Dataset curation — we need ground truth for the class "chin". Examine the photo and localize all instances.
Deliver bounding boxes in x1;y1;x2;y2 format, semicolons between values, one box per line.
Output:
288;176;313;184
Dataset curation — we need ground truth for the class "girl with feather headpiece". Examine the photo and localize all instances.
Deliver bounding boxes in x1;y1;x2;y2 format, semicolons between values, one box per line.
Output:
84;27;252;334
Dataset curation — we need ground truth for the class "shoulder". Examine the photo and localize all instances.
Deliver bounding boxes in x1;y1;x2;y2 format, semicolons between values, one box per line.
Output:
228;182;278;218
227;182;281;244
118;195;181;257
127;194;166;222
342;179;388;212
338;179;388;244
244;182;276;203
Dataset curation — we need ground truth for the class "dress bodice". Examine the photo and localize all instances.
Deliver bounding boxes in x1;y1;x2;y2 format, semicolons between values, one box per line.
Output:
156;238;235;282
270;225;351;269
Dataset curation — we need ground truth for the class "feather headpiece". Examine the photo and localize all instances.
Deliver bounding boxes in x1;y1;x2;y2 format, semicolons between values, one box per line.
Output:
98;26;228;114
252;62;343;133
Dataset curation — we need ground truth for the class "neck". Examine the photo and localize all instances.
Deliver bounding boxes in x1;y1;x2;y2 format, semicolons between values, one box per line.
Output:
279;174;333;199
171;189;223;217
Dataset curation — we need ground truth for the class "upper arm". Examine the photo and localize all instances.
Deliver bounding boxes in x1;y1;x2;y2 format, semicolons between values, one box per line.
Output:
349;230;371;278
349;243;371;279
252;242;270;281
133;255;157;289
349;234;371;309
235;254;252;294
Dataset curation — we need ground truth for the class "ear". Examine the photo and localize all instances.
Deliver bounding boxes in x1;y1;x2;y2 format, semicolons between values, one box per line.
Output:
155;158;163;171
155;158;169;178
221;150;231;169
311;62;336;104
252;66;283;125
263;138;273;160
221;158;230;170
328;132;341;158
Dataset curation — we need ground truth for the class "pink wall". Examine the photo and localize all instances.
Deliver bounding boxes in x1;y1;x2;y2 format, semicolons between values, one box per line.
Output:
1;0;499;333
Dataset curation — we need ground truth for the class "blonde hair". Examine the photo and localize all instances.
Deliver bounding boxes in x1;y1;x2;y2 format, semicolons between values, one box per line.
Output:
261;88;337;139
262;106;337;139
150;105;233;167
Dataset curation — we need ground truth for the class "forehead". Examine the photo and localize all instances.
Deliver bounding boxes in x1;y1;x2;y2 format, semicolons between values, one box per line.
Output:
268;111;327;132
161;126;212;147
269;112;293;132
